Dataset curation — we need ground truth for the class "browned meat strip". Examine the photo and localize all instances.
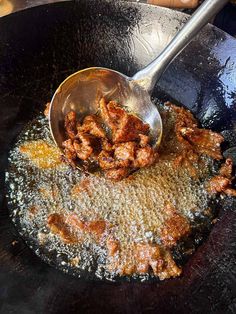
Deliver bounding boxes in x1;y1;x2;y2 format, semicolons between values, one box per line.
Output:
158;250;182;280
47;213;78;244
224;188;236;197
86;220;107;237
99;97;149;143
133;146;157;168
134;243;164;275
207;176;231;194
139;134;149;147
207;158;236;196
179;127;224;160
101;138;113;152
105;167;131;181
113;113;150;143
106;242;181;278
62;139;77;166
160;212;191;247
167;102;198;126
219;158;233;178
44;102;50;118
167;102;224;160
106;237;120;256
99;98;125;131
114;142;136;162
79;114;106;138
66;214;107;239
62;138;76;153
65;111;77;139
73;132;94;160
98;150;116;170
62;98;156;180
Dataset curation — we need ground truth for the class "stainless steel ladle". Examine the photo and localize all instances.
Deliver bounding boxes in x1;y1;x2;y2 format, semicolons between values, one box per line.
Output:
49;0;228;150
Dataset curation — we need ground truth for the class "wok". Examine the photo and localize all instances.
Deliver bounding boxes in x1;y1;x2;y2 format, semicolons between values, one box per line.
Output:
0;0;236;313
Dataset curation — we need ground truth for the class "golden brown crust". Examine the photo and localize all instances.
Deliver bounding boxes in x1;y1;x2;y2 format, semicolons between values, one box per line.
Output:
66;214;107;239
99;97;149;143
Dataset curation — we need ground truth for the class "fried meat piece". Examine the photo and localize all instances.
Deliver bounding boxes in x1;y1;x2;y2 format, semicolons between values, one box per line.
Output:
158;250;182;280
44;102;50;118
99;98;125;131
134;243;164;274
105;167;131;181
167;102;224;160
106;242;181;279
98;150;130;170
167;102;198;129
160;212;191;247
223;188;236;197
219;158;233;178
62;138;76;154
65;111;77;139
47;213;78;244
139;134;150;147
66;214;107;239
63;98;155;179
207;176;231;194
62;139;77;166
133;146;157;168
101;138;113;152
86;220;107;237
73;132;94;160
113;114;150;143
106;237;120;256
98;150;116;170
180;127;224;160
207;158;236;196
114;142;136;162
99;97;149;143
79;114;106;138
207;176;236;196
48;213;108;244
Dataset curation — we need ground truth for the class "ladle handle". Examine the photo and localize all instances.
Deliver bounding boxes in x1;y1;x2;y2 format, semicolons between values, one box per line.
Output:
132;0;229;92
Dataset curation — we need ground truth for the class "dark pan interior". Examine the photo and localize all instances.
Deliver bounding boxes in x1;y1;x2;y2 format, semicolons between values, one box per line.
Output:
0;1;236;313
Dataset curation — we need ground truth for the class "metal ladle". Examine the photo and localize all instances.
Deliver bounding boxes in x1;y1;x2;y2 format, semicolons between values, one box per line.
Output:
49;0;228;150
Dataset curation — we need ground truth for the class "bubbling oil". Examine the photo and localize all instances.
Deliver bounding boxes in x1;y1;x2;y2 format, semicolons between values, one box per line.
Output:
6;106;216;280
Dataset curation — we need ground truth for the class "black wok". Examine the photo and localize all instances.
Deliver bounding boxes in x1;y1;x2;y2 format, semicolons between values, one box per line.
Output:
0;0;236;313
